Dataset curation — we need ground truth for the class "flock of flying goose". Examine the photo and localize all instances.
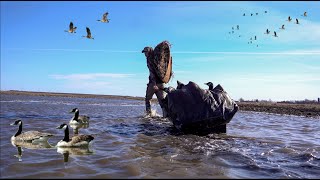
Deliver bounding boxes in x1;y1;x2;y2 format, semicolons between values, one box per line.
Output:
64;12;110;39
229;11;308;47
10;108;93;148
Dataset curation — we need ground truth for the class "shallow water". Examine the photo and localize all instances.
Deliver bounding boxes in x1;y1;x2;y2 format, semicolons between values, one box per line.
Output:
0;94;319;178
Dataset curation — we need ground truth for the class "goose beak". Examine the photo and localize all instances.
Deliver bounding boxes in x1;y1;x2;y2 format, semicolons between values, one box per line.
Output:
10;123;15;126
56;126;61;129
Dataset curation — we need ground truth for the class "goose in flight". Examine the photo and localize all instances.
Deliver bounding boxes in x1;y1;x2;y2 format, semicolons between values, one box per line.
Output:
273;31;278;37
296;18;300;24
97;12;110;23
65;22;77;33
280;24;285;30
265;29;270;34
82;27;94;39
287;16;292;22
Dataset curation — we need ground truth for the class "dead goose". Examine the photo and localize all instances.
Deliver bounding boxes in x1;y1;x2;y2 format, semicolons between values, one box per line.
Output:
64;22;77;33
97;12;110;23
69;108;90;125
204;82;214;91
10;120;53;143
56;123;94;147
82;27;94;40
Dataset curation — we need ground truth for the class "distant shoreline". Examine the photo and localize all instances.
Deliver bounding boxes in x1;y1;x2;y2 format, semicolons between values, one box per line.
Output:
1;90;319;118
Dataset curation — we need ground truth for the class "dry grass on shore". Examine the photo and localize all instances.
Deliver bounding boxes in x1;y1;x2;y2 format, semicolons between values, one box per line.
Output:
1;90;319;118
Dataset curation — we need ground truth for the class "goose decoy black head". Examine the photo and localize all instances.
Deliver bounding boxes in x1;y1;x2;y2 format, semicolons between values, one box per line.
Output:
176;80;185;89
204;82;214;90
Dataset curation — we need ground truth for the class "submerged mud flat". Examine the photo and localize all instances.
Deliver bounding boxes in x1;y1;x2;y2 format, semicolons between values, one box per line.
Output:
0;94;319;178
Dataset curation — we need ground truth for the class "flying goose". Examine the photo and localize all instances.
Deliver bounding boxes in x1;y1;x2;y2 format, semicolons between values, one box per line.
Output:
295;18;300;24
10;120;53;143
273;31;278;37
69;108;90;125
56;123;94;147
64;22;77;33
265;29;270;34
97;12;110;23
280;24;285;30
82;27;94;39
204;82;214;91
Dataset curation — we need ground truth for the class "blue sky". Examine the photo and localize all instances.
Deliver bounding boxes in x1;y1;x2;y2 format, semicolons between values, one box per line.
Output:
1;1;320;101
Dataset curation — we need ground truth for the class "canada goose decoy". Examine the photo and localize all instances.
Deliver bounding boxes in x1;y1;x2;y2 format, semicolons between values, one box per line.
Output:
280;24;285;30
10;120;53;143
251;13;253;16
301;11;307;17
56;123;94;147
265;29;270;34
97;12;110;23
254;36;257;40
64;22;77;33
296;18;299;24
69;108;90;125
256;13;258;15
204;82;214;91
176;80;185;89
57;146;93;163
265;11;267;13
82;27;94;40
237;25;239;30
273;31;278;37
243;13;245;16
287;16;292;22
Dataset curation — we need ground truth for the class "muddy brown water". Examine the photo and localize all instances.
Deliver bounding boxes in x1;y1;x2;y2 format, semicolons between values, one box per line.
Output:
0;94;319;178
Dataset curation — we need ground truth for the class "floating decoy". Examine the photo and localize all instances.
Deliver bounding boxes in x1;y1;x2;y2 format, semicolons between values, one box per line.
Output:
256;13;258;15
288;16;292;22
10;120;53;143
237;25;239;30
265;11;267;13
69;108;90;125
280;24;285;29
296;18;299;24
273;31;278;37
64;22;77;33
97;12;110;23
254;36;257;40
82;27;94;40
251;13;253;16
243;13;245;16
56;123;94;147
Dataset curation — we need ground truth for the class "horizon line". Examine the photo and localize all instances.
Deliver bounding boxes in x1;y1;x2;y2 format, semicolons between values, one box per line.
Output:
4;48;320;55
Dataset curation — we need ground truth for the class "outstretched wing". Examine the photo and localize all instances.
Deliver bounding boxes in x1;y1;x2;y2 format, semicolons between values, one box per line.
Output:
69;22;74;30
86;27;91;36
103;12;108;21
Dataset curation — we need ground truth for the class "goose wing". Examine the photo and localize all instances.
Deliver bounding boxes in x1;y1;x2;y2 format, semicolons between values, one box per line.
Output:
69;22;74;30
86;27;91;36
71;135;94;146
103;12;108;21
16;131;53;141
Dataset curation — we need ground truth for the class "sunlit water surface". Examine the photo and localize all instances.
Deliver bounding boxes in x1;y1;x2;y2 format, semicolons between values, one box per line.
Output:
0;94;319;178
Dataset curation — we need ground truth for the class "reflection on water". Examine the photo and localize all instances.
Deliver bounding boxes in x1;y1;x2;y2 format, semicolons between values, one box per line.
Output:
1;94;319;179
11;140;54;162
57;146;94;163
